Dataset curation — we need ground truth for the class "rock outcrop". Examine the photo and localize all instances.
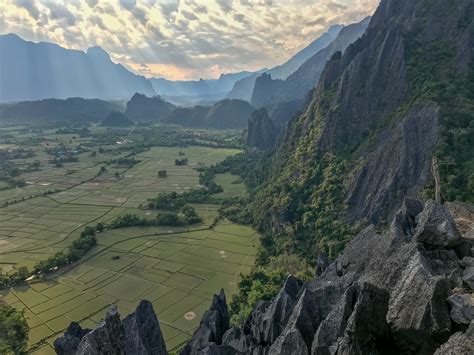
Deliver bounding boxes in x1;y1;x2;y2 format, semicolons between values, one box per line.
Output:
244;108;278;150
123;300;167;355
180;289;230;355
250;17;370;109
55;300;167;355
54;322;90;355
75;306;125;355
176;200;474;355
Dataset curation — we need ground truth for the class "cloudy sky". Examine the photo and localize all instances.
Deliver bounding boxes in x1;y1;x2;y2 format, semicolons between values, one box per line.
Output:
1;0;379;80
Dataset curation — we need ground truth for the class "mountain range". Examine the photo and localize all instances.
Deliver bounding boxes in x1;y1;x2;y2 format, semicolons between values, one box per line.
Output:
227;24;344;101
250;17;371;109
0;21;350;104
0;34;155;102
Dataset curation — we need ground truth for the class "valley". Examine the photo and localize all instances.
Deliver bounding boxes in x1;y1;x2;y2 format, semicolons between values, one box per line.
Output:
0;125;259;353
0;1;473;354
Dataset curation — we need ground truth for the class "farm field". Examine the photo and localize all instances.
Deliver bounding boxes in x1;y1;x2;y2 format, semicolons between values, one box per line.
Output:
0;126;259;353
0;143;240;268
214;173;248;199
1;220;258;354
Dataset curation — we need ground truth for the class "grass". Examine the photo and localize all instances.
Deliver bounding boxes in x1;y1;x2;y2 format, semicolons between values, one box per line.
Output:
213;173;248;199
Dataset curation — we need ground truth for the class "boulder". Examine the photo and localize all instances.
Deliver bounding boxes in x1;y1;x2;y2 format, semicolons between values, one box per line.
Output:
434;322;474;354
123;300;168;355
414;200;462;247
461;257;474;290
391;197;424;238
447;294;474;326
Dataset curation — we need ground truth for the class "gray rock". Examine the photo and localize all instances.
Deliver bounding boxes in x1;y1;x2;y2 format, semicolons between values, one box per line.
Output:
243;300;270;337
76;305;125;355
387;272;452;352
316;252;329;277
461;257;474;289
245;108;278;150
123;300;168;355
448;294;474;326
335;282;390;354
282;285;342;350
311;285;357;354
180;289;230;355
434;322;474;355
54;322;90;355
391;197;424;238
256;275;302;345
336;261;343;277
414;200;462;247
221;327;254;353
268;328;309;355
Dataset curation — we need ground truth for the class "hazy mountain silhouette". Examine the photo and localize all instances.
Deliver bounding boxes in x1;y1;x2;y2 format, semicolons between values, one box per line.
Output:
0;33;156;102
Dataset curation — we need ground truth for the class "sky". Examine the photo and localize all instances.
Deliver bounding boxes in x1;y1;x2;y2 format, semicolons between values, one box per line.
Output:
1;0;379;80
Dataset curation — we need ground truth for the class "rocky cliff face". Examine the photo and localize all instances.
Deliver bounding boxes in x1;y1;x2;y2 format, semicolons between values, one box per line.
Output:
250;17;370;109
245;108;278;150
254;0;474;237
227;25;343;102
57;200;474;354
177;200;474;354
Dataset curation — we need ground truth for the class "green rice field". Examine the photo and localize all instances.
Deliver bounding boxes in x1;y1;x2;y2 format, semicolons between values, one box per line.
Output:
0;127;259;353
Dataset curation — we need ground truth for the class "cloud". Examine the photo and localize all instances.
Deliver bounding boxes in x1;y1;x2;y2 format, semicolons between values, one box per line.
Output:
1;0;380;80
119;0;137;10
216;0;233;13
13;0;40;20
85;0;99;8
47;2;76;26
181;10;198;21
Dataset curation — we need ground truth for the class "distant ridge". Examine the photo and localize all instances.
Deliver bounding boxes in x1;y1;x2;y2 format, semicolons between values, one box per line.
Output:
227;24;344;101
0;34;156;102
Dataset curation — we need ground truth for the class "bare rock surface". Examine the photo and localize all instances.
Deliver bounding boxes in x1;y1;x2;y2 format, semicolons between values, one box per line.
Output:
55;301;167;355
175;200;474;355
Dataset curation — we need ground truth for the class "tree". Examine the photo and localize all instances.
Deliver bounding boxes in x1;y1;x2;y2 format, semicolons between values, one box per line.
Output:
158;170;167;178
175;158;188;166
0;303;29;354
98;166;107;175
114;171;120;179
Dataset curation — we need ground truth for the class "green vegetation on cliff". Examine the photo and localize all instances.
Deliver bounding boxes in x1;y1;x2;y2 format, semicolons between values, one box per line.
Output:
405;10;474;202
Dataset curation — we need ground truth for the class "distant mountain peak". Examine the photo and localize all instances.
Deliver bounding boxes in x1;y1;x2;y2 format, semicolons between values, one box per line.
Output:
0;34;155;102
1;33;21;40
86;46;111;61
327;24;344;32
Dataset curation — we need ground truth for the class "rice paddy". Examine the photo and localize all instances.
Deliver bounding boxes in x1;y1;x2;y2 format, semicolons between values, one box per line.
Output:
0;126;259;353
